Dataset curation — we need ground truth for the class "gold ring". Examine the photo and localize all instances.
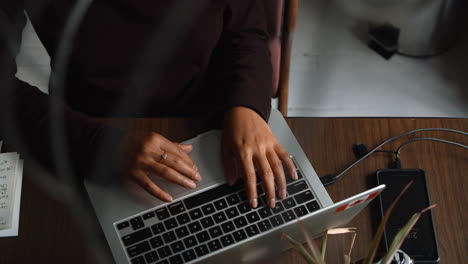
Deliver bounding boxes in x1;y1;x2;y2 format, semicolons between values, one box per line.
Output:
160;151;168;161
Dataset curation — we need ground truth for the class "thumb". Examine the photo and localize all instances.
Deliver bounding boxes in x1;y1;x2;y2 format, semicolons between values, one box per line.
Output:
178;143;193;153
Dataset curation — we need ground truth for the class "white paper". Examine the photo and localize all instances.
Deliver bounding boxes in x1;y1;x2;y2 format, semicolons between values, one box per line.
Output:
0;159;23;237
0;152;19;230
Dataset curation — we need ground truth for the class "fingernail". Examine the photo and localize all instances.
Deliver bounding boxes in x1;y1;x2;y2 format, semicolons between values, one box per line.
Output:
293;170;298;180
185;179;196;189
193;164;198;171
165;194;173;203
280;188;287;199
269;198;276;208
250;198;258;208
194;172;201;181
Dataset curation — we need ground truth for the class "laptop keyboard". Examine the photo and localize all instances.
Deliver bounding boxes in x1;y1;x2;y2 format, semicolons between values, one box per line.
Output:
115;170;321;264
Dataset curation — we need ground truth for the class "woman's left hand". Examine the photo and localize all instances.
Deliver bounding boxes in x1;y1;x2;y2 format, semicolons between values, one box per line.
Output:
222;106;297;209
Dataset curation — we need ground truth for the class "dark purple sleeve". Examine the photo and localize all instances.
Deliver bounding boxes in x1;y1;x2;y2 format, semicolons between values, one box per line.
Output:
0;1;122;180
218;0;273;120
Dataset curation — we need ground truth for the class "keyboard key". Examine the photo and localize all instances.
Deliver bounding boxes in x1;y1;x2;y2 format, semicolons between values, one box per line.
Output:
170;241;185;253
226;194;240;206
163;218;178;230
163;231;177;243
282;210;295;222
176;213;190;225
168;202;186;216
187;222;202;233
258;207;272;218
183;235;198;248
127;240;151;258
155;260;168;264
286;169;303;184
144;250;159;263
233;216;248;228
182;249;197;262
282;197;297;209
149;236;164;249
306;200;320;213
122;227;152;246
175;226;189;238
214;198;228;210
151;223;165;235
196;231;210;243
130;216;145;230
294;190;315;204
201;203;216;215
271;202;285;214
245;224;260;237
189;208;203;220
169;254;183;264
221;221;235;233
142;211;156;220
156;208;170;220
232;230;247;242
238;190;248;201
117;221;129;230
195;244;209;257
213;211;227;224
257;220;272;232
131;256;145;264
287;180;308;195
270;215;284;227
200;216;215;228
237;202;251;214
220;234;235;247
246;211;260;223
208;226;223;238
225;207;239;218
294;205;308;217
208;239;222;251
184;184;239;209
157;245;172;259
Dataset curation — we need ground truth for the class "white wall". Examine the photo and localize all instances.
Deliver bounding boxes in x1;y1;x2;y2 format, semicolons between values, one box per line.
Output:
287;0;468;117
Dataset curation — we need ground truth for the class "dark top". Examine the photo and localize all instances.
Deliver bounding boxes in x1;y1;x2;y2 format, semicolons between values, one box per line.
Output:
0;0;272;177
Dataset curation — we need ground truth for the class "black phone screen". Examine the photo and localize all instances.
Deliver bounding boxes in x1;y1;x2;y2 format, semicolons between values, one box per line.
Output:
377;169;439;263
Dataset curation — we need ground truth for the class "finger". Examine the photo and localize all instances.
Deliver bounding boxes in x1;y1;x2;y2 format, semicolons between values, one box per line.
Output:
239;152;258;208
156;136;196;168
267;151;287;199
178;143;193;153
159;151;201;182
133;170;173;202
276;145;297;180
222;147;237;186
255;155;276;208
146;161;197;190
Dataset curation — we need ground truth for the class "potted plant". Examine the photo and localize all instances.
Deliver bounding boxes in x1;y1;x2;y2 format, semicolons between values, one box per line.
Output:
282;181;436;264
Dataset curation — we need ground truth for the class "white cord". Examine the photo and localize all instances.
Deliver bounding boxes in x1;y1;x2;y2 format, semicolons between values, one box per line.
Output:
396;137;468;159
332;128;468;181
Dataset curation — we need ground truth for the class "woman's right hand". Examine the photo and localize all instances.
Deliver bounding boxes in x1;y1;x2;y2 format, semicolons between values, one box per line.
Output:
118;131;201;202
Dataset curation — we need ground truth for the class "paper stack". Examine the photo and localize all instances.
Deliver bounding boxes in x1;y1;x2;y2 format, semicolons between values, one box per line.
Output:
0;141;24;237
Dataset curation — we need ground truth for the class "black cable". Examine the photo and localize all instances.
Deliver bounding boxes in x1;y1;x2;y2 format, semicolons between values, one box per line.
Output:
320;128;468;186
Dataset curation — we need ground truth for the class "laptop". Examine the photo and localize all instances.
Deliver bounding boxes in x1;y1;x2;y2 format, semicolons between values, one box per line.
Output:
84;109;385;264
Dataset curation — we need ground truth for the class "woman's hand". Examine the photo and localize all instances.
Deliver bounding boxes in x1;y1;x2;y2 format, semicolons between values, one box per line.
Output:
118;131;201;202
222;106;297;208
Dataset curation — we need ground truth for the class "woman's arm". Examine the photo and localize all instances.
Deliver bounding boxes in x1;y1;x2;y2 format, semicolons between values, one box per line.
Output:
219;0;297;208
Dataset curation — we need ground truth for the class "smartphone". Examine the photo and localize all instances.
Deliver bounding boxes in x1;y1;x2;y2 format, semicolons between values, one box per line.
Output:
376;169;440;263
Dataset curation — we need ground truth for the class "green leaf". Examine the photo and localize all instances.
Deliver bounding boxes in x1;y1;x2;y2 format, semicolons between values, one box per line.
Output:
363;180;414;264
320;232;328;262
298;219;325;264
282;233;316;264
381;204;436;264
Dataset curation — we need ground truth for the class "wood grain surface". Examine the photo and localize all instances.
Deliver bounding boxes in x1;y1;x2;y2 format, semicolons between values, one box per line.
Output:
0;117;466;264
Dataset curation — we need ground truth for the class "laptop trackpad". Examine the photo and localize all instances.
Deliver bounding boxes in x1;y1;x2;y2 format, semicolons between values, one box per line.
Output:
149;130;225;199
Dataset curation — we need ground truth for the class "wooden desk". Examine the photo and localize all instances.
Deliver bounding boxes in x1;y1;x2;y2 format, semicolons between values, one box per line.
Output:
1;118;466;264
